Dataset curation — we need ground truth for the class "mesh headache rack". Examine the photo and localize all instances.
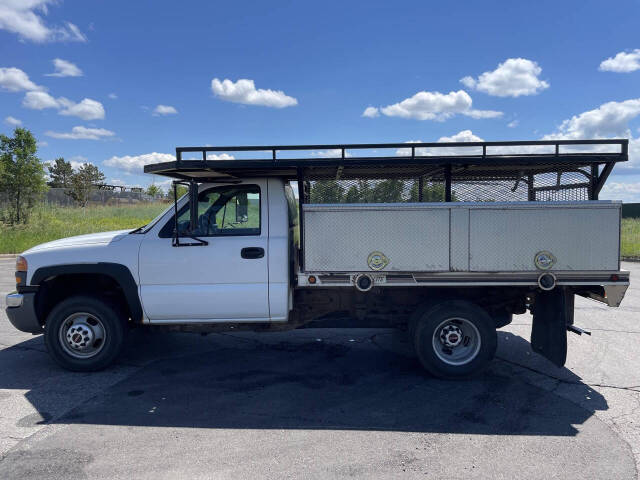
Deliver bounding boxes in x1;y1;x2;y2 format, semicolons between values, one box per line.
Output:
145;139;628;203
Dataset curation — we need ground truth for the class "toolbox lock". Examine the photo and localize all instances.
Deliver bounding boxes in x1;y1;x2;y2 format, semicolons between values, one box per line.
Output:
354;274;374;292
538;272;557;291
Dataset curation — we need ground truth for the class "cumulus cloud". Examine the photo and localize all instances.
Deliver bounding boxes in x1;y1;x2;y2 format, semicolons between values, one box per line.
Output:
543;99;640;140
507;120;519;128
152;104;178;116
211;78;298;108
599;49;640;73
396;130;485;156
374;89;501;121
206;153;234;160
600;181;640;201
4;115;22;126
22;92;105;120
0;67;44;92
0;1;87;43
362;106;380;118
461;58;549;97
45;58;83;77
22;90;59;109
104;152;176;173
45;126;115;140
310;149;352;158
541;99;640;172
58;98;105;120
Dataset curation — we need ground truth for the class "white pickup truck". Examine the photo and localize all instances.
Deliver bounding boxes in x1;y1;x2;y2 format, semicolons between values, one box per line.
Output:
5;140;631;378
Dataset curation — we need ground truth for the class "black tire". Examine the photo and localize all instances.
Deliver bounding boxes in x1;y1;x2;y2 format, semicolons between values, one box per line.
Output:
44;295;126;372
413;300;497;379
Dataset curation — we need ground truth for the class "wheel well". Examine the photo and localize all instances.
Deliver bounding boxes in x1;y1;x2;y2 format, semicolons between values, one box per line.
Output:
35;273;132;325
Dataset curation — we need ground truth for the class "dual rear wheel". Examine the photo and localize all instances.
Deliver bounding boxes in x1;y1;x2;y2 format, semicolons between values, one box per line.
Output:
411;300;497;378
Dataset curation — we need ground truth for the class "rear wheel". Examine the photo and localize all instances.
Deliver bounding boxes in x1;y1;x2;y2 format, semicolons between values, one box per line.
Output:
44;296;126;372
412;300;497;379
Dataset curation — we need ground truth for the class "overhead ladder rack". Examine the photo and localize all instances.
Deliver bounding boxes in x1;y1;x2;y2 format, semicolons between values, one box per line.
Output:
145;139;628;202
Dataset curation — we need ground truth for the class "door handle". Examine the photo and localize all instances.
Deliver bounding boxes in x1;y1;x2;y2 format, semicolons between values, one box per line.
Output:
241;247;265;259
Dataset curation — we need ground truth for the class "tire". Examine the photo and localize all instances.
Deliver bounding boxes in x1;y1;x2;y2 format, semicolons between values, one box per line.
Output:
413;300;497;379
44;295;126;372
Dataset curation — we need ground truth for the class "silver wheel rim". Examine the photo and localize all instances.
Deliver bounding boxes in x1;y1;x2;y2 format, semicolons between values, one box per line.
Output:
431;317;481;366
58;312;106;359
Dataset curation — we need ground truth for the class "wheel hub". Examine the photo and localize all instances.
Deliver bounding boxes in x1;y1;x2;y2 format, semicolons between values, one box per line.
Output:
66;323;94;350
440;324;463;348
59;312;106;359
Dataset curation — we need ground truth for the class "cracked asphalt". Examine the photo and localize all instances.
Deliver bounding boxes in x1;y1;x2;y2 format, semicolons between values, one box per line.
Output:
0;256;638;479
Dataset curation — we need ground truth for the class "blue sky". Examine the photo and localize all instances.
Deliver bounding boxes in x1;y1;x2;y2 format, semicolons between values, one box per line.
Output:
1;0;640;199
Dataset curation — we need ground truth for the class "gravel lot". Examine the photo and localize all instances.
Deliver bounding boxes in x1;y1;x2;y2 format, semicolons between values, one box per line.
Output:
0;257;638;479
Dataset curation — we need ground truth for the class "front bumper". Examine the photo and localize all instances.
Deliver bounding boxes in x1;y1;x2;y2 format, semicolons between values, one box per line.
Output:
5;292;42;334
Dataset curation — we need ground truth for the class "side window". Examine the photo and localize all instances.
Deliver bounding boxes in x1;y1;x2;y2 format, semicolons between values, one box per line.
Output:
284;183;300;248
159;185;261;238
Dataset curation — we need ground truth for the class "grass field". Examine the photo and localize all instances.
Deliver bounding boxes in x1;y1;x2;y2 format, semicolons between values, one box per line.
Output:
0;203;168;254
1;203;639;258
621;218;640;259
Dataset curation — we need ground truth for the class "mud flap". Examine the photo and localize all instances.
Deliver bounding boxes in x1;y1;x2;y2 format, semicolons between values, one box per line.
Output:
530;288;573;367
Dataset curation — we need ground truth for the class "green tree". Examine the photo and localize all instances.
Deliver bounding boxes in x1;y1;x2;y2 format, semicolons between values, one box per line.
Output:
0;128;47;223
371;179;404;202
67;163;106;207
409;181;457;202
146;184;162;197
47;157;74;187
309;180;344;203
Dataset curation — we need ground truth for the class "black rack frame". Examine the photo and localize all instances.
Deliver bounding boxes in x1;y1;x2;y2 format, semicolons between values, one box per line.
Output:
145;139;627;196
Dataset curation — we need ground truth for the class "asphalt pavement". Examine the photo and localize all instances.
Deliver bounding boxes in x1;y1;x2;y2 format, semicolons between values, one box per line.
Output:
0;256;638;479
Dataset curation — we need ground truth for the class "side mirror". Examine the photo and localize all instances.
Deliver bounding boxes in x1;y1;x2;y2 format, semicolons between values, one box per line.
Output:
236;192;248;223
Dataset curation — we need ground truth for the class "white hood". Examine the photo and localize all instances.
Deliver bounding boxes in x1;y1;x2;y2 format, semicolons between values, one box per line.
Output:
25;230;132;253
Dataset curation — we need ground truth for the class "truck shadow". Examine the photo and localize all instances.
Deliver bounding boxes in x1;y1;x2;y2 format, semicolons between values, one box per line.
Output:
0;329;607;437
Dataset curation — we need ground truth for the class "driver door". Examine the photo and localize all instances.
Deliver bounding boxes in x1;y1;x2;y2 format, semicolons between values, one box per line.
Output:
138;181;269;322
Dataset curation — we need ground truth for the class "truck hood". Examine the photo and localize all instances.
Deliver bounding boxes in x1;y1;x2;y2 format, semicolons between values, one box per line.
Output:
25;230;132;253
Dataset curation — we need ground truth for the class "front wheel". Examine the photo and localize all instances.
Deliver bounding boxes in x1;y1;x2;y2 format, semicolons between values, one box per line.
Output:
44;296;126;372
412;300;497;379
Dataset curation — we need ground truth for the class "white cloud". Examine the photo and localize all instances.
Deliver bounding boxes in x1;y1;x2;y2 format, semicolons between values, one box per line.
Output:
362;106;380;118
22;92;105;120
543;99;640;140
211;78;298;108
461;58;549;97
45;58;83;77
0;67;43;92
45;126;115;140
22;90;59;109
108;93;117;99
67;155;89;170
542;99;640;171
376;89;501;121
152;104;178;116
0;1;87;43
58;98;105;120
599;49;640;73
507;120;519;128
206;153;235;160
4;115;22;126
104;152;176;173
396;130;484;156
600;181;640;201
310;149;352;158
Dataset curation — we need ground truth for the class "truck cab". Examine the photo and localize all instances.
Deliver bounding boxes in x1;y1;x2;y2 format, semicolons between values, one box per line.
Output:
5;140;631;378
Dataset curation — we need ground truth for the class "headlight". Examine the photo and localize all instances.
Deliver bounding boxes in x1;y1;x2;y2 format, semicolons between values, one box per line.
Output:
16;256;27;272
